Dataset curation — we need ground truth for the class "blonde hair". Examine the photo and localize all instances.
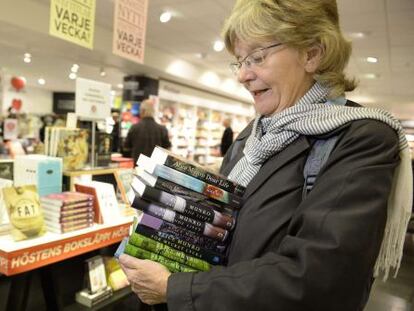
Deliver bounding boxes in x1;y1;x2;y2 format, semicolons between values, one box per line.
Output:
222;0;357;98
140;99;155;118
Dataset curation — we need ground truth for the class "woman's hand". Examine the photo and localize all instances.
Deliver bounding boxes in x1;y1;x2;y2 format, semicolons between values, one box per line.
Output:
119;254;171;305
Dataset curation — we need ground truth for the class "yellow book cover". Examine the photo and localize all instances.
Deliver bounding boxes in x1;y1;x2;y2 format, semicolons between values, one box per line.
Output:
2;185;46;241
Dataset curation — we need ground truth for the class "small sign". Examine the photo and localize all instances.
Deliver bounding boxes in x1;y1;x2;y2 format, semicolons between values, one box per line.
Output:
49;0;96;49
76;78;111;120
112;0;148;64
3;119;18;140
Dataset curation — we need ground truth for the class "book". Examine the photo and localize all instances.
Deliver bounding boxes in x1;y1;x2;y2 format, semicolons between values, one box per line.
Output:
45;221;92;233
114;168;134;204
44;218;93;229
124;243;197;273
129;233;211;271
135;167;232;215
0;160;14;180
138;213;226;253
135;224;225;265
74;184;104;224
130;175;234;230
129;196;228;242
2;185;46;241
138;155;242;209
40;191;93;207
55;128;89;171
95;132;113;167
42;205;94;218
41;201;94;211
43;211;94;223
151;146;245;197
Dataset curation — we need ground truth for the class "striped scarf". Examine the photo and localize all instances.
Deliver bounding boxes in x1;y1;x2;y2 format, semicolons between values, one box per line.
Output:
228;82;412;280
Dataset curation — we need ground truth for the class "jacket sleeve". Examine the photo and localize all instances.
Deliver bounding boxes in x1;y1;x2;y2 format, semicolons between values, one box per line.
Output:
161;126;172;149
166;120;400;311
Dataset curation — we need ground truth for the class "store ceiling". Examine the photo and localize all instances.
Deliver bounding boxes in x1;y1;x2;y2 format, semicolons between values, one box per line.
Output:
0;0;413;115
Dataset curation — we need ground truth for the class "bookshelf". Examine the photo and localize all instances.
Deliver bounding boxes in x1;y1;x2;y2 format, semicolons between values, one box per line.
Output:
158;99;251;166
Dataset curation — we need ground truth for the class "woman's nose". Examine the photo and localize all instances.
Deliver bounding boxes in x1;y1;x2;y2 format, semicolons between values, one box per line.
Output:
237;64;255;84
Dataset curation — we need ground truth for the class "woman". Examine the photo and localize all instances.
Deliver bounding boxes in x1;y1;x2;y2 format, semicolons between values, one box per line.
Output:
119;0;412;310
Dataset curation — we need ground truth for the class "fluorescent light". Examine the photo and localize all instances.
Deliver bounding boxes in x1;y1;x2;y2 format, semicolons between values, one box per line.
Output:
117;83;124;89
348;32;366;39
160;12;172;23
366;57;378;63
38;78;46;85
213;40;225;52
69;72;77;80
23;57;31;63
362;73;379;79
24;53;31;58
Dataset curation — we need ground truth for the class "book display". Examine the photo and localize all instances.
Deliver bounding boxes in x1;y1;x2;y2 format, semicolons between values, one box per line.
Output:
115;147;244;273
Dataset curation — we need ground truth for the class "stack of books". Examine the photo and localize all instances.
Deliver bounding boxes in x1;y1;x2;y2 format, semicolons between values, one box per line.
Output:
41;192;95;233
121;146;245;272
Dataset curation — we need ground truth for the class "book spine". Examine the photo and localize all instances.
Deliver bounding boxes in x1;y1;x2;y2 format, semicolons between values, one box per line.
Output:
143;185;235;230
129;233;211;271
131;198;228;241
136;225;225;265
153;165;242;209
163;156;245;197
124;243;197;273
137;217;227;254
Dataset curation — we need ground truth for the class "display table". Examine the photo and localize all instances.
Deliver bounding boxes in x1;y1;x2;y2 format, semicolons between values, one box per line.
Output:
0;218;132;276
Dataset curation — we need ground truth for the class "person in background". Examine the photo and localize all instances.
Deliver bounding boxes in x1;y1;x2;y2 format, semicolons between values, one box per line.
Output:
220;118;233;156
119;0;412;310
123;99;171;164
111;111;121;153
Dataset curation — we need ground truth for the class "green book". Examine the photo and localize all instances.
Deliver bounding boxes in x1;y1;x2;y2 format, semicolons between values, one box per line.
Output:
124;243;197;273
129;233;211;271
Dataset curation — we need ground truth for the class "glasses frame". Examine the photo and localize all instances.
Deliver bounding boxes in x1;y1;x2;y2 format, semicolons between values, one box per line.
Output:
229;43;283;75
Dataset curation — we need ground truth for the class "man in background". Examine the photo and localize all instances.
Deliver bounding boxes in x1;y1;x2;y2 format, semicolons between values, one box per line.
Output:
124;99;171;164
220;118;233;156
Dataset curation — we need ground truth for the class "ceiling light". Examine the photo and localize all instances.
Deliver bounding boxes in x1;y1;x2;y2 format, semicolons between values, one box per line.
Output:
71;64;79;73
117;83;124;89
100;68;106;77
213;40;225;52
195;53;207;59
110;90;116;96
160;11;172;23
348;32;366;39
38;78;46;85
69;72;77;80
23;53;32;63
366;57;378;63
362;73;379;79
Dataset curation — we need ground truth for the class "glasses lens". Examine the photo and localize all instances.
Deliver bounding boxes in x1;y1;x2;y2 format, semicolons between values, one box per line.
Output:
248;50;265;65
229;62;240;75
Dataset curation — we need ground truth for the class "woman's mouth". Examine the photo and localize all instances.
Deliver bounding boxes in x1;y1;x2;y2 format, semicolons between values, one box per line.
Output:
252;89;270;98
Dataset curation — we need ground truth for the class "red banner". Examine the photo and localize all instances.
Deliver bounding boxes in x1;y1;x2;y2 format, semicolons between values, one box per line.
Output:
0;222;131;276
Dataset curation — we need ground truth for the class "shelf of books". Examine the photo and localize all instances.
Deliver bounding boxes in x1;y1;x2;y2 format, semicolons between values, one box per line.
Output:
158;99;251;166
0;218;132;276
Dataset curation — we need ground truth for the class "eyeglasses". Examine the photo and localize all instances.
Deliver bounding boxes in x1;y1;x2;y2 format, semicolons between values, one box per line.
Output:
229;43;283;75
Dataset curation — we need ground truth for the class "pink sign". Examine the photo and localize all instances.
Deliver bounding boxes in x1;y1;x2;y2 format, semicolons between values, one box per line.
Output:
112;0;148;64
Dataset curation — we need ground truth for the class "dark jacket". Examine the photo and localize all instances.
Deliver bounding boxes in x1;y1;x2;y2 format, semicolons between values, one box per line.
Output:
220;127;234;156
124;117;171;164
166;107;399;310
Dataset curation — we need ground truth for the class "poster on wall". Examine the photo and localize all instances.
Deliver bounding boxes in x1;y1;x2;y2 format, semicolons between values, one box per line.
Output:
49;0;96;49
112;0;148;64
76;78;111;120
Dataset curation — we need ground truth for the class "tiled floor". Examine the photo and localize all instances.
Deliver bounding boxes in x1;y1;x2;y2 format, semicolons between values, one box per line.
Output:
364;236;414;311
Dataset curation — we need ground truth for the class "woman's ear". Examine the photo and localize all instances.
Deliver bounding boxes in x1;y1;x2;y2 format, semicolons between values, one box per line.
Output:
304;44;323;73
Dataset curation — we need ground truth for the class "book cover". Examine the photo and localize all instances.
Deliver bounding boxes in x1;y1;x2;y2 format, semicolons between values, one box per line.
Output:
131;175;235;230
151;146;245;197
124;243;197;273
129;196;228;242
135;224;225;265
0;160;14;180
74;184;104;224
138;155;242;209
40;191;93;206
135;167;232;214
138;213;226;253
129;233;211;271
56;128;89;171
114;168;134;204
95;132;112;167
2;185;46;241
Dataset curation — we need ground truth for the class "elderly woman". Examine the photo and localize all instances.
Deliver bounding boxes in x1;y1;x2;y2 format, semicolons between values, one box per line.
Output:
119;0;412;310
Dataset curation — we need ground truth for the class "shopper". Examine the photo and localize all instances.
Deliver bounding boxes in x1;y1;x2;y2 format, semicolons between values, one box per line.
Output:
220;118;233;156
119;1;412;310
123;99;171;164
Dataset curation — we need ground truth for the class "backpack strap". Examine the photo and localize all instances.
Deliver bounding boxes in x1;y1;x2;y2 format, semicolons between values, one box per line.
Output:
302;97;347;199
